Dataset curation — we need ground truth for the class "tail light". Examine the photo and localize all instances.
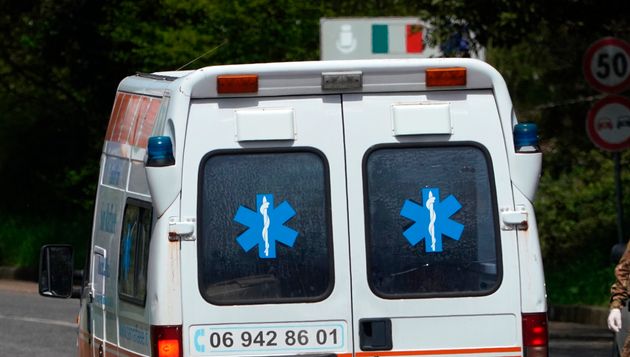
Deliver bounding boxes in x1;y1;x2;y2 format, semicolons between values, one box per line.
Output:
151;325;182;357
522;313;548;357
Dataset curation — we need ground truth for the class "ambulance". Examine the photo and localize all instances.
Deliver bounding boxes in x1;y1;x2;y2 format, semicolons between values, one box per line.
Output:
38;58;547;357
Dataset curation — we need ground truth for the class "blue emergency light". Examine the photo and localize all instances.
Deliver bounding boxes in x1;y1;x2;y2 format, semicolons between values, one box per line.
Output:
147;136;175;167
514;123;540;153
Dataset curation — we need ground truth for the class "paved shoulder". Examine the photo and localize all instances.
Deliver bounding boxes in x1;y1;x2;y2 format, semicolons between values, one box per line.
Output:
0;279;38;294
549;321;614;357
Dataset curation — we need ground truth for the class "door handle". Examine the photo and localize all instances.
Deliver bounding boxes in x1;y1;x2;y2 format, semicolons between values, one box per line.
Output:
87;283;94;303
359;318;392;351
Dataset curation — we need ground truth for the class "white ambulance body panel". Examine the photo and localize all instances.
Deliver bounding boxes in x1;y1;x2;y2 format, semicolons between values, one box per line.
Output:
75;59;546;357
180;95;352;357
343;90;521;352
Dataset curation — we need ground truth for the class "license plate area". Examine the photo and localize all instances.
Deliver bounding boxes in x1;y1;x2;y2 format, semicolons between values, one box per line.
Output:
190;321;347;356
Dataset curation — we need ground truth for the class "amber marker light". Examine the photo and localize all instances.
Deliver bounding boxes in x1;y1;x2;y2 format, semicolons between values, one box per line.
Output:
217;74;259;94
426;67;467;87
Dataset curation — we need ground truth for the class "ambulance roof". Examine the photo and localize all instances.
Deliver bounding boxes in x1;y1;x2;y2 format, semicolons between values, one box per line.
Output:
117;58;507;100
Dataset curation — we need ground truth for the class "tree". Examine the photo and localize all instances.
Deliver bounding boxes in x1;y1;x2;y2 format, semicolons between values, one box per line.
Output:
0;0;628;304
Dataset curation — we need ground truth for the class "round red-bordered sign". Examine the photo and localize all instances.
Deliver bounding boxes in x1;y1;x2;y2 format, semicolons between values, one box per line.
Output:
586;95;630;151
583;37;630;93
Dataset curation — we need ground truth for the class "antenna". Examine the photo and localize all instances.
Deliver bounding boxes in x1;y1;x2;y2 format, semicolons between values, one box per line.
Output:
176;39;228;71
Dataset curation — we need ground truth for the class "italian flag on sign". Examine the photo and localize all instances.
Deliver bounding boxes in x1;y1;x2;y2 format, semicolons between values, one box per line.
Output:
372;24;424;54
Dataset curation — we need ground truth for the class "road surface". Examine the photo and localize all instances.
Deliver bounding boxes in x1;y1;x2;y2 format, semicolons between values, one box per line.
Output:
550;321;615;357
0;279;617;356
0;279;78;356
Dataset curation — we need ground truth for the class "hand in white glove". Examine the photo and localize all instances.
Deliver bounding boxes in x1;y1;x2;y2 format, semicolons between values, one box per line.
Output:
608;308;622;333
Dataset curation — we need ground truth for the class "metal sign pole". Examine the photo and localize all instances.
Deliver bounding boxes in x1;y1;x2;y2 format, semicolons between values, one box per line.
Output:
614;152;625;243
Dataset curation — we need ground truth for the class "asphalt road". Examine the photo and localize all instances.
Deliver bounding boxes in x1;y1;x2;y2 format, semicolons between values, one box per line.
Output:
0;279;617;356
0;280;79;356
549;321;615;357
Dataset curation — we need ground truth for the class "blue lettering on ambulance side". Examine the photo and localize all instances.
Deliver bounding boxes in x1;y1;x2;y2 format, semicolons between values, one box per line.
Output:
105;158;123;187
400;188;464;253
99;203;117;233
94;294;115;308
98;259;110;277
94;294;107;305
234;194;298;259
120;324;149;346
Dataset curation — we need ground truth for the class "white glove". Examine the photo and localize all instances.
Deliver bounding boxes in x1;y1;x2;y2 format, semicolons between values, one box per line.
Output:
608;308;622;332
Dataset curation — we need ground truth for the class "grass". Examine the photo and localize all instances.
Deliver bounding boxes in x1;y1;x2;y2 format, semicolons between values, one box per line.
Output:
0;213;90;272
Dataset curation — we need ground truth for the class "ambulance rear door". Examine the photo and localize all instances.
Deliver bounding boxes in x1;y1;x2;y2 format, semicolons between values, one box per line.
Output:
342;90;523;357
179;95;353;357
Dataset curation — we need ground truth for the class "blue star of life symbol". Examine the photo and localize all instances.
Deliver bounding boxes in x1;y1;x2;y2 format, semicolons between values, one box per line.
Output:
400;187;464;253
234;194;298;259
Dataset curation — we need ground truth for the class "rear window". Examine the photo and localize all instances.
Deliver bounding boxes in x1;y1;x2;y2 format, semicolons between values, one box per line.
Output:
364;144;501;298
197;150;333;305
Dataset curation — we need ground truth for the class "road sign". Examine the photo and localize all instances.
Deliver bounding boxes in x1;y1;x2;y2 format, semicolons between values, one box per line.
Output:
586;95;630;151
320;17;442;60
583;37;630;93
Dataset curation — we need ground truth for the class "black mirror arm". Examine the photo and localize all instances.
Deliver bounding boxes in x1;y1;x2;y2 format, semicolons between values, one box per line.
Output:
71;269;84;299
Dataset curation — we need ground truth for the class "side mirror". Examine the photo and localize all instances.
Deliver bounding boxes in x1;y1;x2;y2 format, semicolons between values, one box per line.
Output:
39;244;74;298
611;242;627;265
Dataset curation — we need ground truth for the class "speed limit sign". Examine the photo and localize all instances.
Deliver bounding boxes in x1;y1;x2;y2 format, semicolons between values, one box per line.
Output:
583;37;630;93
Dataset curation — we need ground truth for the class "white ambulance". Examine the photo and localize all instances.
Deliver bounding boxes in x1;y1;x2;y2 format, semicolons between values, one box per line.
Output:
38;58;547;357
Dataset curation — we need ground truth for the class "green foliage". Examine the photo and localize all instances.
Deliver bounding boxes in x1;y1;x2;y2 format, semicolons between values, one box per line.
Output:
0;0;629;306
0;0;114;214
480;2;630;304
0;213;90;270
545;249;615;306
536;150;629;260
533;149;630;305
